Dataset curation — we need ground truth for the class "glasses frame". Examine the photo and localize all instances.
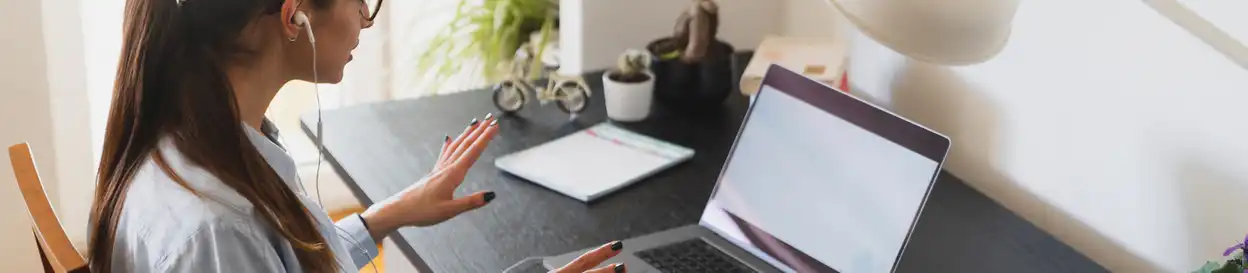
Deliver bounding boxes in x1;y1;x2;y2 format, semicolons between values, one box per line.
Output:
362;0;384;25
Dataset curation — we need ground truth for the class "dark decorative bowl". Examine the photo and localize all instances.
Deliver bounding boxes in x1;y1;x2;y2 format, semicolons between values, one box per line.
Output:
646;38;737;111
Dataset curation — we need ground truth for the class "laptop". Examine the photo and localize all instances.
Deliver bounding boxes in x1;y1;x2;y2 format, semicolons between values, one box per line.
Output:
543;64;951;273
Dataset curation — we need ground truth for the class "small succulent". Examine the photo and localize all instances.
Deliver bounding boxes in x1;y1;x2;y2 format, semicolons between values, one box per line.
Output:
611;49;652;83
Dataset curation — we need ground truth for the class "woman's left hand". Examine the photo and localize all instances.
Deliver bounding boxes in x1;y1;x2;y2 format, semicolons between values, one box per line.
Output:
362;114;499;239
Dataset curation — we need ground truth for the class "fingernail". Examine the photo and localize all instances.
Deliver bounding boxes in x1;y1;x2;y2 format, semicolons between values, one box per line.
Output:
469;118;479;126
483;192;496;203
610;241;623;251
485;112;494;120
444;135;450;142
614;263;625;273
489;119;499;127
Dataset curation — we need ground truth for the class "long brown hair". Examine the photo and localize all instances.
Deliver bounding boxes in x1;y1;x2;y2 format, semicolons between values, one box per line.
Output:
88;0;337;272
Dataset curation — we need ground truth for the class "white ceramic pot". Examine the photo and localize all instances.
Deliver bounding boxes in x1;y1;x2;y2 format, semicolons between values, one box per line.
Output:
602;71;655;122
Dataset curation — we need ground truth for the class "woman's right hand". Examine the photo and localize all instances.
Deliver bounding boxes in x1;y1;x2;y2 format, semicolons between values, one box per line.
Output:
362;114;499;240
553;241;627;273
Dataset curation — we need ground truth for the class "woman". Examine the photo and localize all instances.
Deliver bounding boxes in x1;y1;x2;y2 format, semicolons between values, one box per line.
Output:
88;0;626;272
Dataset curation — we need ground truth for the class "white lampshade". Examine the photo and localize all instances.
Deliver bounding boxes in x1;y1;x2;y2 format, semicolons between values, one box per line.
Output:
826;0;1020;65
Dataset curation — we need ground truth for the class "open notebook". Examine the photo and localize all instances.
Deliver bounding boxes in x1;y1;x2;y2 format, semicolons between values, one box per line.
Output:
494;122;695;202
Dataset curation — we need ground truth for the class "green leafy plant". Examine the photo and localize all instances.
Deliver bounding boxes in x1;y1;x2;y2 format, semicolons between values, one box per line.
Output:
416;0;557;92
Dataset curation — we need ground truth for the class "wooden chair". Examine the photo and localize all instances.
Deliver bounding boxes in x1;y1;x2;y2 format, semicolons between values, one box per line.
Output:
9;143;89;273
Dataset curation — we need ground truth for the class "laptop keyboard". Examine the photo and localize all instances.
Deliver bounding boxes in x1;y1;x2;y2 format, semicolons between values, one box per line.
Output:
635;239;756;273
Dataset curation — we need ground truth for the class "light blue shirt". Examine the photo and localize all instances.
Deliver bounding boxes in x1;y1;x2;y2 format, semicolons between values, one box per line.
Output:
109;123;379;272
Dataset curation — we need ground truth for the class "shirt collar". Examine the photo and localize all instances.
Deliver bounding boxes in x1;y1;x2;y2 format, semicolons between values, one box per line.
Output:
241;121;304;195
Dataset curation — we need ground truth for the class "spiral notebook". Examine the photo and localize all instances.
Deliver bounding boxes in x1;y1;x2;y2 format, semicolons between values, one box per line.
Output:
494;122;695;202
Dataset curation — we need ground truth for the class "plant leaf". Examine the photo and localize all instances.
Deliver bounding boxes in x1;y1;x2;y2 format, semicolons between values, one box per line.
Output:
527;14;555;81
1212;261;1243;273
410;0;557;91
1196;261;1222;273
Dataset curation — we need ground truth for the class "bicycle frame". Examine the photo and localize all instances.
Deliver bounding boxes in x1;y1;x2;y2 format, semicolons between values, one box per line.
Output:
538;74;593;102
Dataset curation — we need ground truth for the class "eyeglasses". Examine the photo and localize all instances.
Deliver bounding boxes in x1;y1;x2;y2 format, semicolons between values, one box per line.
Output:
362;0;383;23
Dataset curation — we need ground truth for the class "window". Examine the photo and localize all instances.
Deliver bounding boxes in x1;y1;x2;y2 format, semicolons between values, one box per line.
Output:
80;0;486;167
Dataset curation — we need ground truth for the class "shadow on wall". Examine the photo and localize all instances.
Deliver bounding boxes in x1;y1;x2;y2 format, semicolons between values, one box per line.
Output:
1176;156;1248;266
880;59;1164;272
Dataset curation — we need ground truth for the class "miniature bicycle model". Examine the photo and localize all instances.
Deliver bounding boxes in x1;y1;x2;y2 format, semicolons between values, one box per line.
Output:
492;44;592;116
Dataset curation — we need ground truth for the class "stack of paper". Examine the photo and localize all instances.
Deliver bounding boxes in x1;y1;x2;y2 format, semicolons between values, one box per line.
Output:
741;35;848;95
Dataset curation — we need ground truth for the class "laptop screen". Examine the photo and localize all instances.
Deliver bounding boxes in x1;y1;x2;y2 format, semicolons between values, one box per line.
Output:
699;65;950;273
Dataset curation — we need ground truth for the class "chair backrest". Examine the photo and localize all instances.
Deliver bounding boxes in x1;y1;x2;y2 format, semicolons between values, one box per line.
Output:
8;143;89;273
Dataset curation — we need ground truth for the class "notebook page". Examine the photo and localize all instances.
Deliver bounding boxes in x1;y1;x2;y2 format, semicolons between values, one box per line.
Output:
496;123;693;201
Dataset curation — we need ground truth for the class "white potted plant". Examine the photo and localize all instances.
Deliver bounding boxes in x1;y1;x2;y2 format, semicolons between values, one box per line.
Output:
603;49;655;122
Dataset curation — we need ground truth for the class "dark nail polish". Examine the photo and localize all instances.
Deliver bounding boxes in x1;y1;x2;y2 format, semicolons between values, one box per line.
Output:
610;241;623;251
444;135;450;142
614;263;625;273
469;118;479;126
483;192;496;203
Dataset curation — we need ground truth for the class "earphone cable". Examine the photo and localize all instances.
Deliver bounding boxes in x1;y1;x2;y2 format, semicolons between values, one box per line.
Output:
313;35;325;214
305;18;379;272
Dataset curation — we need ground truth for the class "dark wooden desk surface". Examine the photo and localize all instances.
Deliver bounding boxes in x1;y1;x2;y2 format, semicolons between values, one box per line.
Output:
302;55;1106;273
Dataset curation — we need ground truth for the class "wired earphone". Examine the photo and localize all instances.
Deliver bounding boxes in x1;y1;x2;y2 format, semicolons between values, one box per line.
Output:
291;9;379;273
294;8;534;273
289;11;324;206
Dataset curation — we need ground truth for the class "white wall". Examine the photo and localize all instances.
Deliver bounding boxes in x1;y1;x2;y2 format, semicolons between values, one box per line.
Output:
841;0;1248;272
569;0;1248;270
57;0;106;249
779;0;844;40
1;0;103;259
560;0;781;74
81;0;123;172
0;0;67;270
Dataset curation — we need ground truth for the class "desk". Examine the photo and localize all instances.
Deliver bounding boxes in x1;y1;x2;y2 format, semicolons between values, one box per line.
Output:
302;54;1106;273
